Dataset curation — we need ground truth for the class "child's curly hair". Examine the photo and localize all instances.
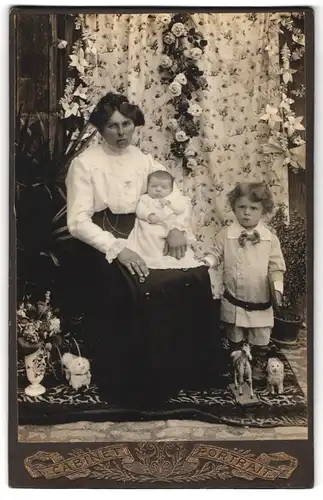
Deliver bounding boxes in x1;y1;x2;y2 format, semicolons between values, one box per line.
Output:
228;182;275;214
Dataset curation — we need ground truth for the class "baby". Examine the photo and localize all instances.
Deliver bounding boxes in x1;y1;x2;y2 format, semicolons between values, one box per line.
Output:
126;170;202;270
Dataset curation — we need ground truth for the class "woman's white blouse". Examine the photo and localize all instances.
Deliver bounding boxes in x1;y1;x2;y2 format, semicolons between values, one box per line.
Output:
66;143;191;262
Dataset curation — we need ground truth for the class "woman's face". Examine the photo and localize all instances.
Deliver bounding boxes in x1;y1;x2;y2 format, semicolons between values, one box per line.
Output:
101;110;135;149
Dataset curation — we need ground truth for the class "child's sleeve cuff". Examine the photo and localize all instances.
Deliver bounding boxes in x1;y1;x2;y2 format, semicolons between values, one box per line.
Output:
273;281;284;294
203;254;217;268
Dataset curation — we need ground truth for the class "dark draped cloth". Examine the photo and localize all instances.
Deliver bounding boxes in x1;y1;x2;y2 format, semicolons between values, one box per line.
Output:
74;209;223;409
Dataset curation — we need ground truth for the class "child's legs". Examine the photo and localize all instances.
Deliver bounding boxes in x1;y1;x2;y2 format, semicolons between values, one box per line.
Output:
225;323;245;344
248;327;271;347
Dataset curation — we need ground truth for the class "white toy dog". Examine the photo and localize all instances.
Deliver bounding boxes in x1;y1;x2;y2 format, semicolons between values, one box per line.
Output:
61;352;91;390
266;357;284;395
230;343;254;399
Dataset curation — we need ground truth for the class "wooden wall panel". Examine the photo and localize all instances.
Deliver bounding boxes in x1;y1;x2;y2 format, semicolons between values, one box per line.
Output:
16;14;50;114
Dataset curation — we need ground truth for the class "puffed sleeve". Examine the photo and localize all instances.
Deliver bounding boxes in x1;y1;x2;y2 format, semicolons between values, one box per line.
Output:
147;154;192;232
268;233;286;293
135;194;153;221
167;193;187;216
66;157;127;263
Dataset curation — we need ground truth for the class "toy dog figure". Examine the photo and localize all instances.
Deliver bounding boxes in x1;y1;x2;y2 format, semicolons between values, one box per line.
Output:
61;352;91;390
266;357;284;395
230;343;254;398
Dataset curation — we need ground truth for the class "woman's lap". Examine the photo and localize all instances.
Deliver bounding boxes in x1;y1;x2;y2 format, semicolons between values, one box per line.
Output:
83;250;222;407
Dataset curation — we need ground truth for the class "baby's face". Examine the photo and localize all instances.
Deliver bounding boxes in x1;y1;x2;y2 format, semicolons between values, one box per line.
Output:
148;177;173;199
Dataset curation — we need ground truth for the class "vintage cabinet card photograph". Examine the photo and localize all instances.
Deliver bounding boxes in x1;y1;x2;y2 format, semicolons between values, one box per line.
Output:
9;6;314;489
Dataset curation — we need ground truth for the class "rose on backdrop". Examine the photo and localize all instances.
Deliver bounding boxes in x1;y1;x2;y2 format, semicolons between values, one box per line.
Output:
188;47;203;60
175;130;189;142
158;14;172;26
169;81;182;96
164;32;176;45
174;73;188;85
171;22;186;38
186;158;198;170
188;103;202;117
166;118;178;131
185;146;198;157
160;55;173;69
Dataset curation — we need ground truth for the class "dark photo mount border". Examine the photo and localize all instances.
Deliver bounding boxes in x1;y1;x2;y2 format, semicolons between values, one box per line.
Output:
8;5;314;489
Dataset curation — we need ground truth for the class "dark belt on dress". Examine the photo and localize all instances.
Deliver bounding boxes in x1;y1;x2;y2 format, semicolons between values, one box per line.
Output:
223;288;272;311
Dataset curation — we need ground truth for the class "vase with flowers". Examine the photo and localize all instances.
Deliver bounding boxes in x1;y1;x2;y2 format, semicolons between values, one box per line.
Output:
17;291;63;396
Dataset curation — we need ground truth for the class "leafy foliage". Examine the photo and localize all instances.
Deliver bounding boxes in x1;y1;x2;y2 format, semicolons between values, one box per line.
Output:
15;103;96;299
269;204;306;310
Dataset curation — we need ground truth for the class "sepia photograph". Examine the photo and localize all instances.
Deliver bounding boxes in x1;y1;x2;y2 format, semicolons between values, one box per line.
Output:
9;7;313;488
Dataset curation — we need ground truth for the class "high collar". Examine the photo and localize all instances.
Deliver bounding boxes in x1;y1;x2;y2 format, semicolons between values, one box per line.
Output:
227;220;272;241
102;141;132;157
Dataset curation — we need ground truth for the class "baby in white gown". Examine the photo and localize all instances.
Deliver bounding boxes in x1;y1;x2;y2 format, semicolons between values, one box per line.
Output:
126;170;203;270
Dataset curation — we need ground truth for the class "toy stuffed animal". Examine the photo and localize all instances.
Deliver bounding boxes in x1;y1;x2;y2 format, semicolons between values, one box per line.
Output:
266;357;284;395
230;343;254;398
61;352;91;390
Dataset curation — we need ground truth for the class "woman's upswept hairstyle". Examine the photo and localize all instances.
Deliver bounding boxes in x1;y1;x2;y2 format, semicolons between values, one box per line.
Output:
228;181;275;214
89;92;145;130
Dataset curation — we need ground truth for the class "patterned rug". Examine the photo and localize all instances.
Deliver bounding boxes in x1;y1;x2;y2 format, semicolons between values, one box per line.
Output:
17;343;307;428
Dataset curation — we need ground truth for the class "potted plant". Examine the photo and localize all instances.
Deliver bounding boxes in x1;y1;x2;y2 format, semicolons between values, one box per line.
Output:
268;204;306;347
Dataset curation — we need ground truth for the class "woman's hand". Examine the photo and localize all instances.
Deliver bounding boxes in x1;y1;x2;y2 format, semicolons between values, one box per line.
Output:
117;248;149;279
164;228;187;260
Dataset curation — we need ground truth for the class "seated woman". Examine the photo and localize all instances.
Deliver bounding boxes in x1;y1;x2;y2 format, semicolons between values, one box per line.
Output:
66;92;222;409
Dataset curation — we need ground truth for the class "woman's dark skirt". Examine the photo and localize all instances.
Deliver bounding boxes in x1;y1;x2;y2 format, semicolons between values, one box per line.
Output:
71;210;222;409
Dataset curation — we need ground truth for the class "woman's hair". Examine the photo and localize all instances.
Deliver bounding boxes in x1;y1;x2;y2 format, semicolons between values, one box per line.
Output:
228;182;275;214
89;92;145;130
148;170;174;186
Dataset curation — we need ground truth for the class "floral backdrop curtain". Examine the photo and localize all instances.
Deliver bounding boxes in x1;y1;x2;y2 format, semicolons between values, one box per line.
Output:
72;12;288;297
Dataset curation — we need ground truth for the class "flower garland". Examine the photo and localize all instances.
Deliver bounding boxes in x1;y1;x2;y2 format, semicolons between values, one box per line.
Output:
259;12;305;173
158;13;208;172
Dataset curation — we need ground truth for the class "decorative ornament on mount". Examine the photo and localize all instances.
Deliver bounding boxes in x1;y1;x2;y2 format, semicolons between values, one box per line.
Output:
158;12;208;173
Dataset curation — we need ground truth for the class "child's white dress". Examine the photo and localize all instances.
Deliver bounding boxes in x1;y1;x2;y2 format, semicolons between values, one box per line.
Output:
126;192;203;270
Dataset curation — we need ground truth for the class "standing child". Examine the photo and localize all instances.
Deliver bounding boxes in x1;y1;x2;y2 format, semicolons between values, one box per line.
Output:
201;182;286;352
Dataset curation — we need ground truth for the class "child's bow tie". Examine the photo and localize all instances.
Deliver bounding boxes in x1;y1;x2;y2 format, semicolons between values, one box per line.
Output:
238;230;261;247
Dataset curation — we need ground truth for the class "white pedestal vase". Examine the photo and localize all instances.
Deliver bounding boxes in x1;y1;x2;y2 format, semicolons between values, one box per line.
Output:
24;348;47;396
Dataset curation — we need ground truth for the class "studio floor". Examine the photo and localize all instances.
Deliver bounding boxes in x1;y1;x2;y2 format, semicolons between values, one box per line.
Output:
18;331;308;443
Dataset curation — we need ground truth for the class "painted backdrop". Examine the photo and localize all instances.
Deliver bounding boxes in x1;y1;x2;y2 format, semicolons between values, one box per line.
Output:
68;13;288;296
